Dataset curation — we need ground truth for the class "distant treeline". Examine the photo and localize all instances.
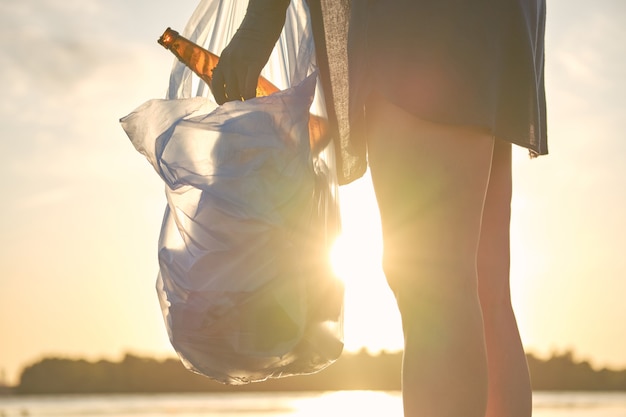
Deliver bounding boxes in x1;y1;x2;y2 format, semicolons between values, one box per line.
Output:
527;351;626;391
15;350;402;395
11;350;626;394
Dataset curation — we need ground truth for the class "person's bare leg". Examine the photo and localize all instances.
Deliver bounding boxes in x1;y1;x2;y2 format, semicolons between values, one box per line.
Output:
366;98;494;417
478;140;532;417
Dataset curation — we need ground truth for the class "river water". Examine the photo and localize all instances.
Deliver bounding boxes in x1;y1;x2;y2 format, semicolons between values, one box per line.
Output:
1;391;626;416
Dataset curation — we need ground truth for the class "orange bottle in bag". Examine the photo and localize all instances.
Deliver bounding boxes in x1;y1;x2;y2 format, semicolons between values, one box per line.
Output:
158;28;329;153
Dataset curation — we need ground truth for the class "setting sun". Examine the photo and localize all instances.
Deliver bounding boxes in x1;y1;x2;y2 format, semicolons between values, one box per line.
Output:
330;232;382;289
330;173;404;353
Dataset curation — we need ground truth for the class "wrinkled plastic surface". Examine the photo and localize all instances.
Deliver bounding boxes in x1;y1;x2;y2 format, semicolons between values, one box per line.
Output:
120;0;343;385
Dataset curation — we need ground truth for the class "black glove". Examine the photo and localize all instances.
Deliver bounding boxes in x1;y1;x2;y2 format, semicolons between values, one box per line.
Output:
211;0;290;104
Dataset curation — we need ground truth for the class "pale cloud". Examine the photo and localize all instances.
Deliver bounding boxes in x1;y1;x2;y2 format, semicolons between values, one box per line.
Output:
557;50;602;89
0;0;197;385
547;1;626;103
544;0;626;162
0;1;107;86
15;186;75;210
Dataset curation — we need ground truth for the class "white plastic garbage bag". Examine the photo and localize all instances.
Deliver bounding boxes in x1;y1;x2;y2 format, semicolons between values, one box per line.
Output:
120;0;343;385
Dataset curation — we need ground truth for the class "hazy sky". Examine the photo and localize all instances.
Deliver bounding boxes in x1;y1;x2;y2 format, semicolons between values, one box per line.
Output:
1;0;626;386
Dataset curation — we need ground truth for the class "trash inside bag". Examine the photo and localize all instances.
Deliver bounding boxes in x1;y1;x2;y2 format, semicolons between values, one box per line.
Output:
120;71;344;385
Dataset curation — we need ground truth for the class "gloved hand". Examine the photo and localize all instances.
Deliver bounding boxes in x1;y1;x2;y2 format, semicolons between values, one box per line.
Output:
211;0;291;104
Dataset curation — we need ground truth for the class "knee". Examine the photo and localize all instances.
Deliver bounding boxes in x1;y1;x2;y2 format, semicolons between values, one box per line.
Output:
382;255;481;320
478;280;515;329
477;259;513;311
383;246;477;291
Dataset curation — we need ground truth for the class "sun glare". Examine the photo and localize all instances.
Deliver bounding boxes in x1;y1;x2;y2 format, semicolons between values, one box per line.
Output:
330;235;360;286
329;173;404;352
329;216;384;289
330;171;384;288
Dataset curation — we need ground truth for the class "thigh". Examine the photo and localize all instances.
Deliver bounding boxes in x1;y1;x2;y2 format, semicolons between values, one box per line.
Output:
366;97;494;295
477;139;513;308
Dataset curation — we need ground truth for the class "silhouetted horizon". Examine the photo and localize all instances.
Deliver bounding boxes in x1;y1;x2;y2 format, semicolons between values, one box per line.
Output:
4;349;626;395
